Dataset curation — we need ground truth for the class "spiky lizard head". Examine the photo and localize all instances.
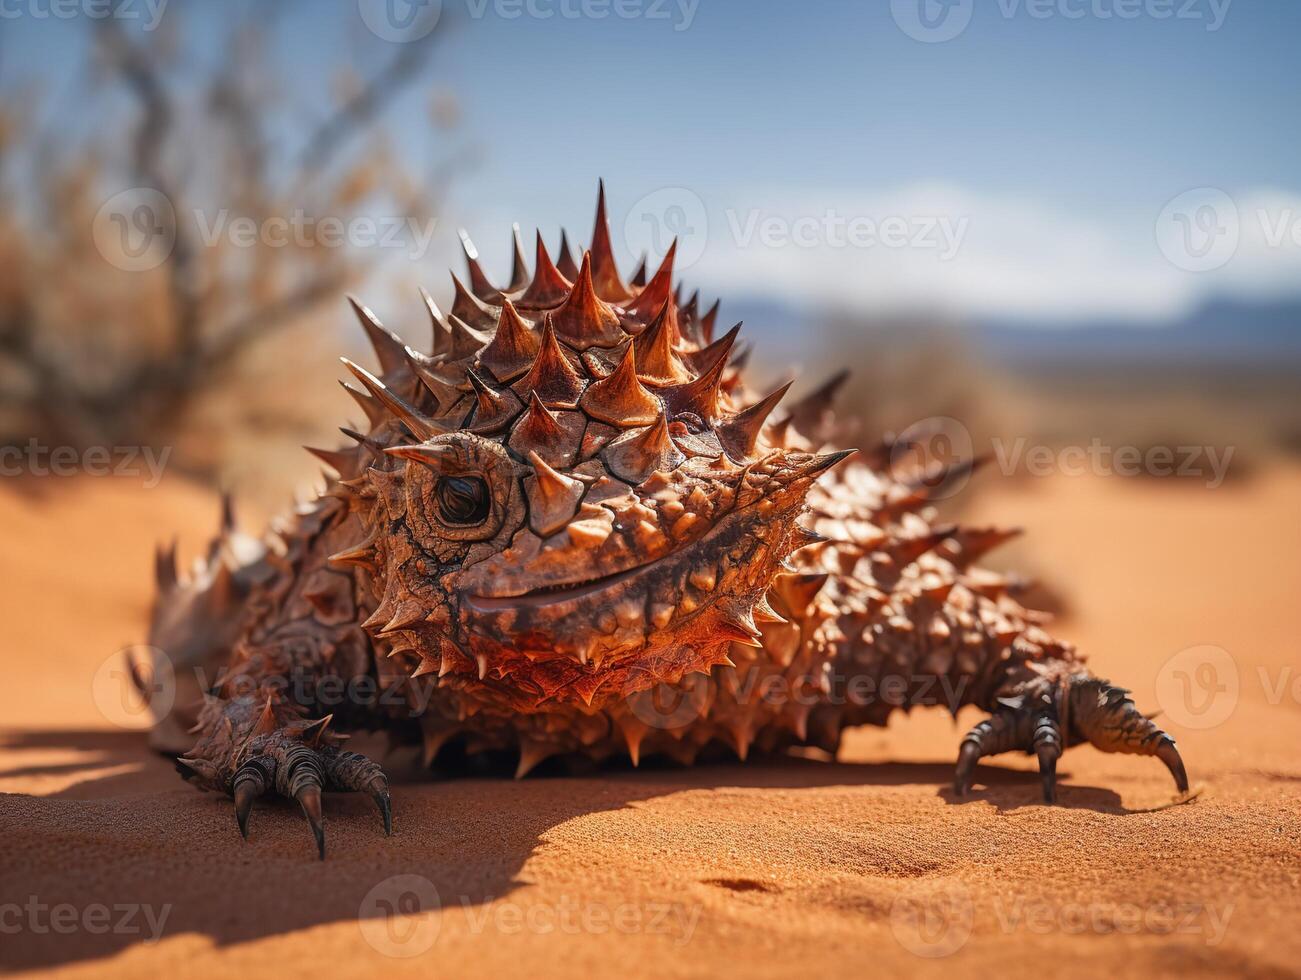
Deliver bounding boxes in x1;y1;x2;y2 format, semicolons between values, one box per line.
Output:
326;185;851;712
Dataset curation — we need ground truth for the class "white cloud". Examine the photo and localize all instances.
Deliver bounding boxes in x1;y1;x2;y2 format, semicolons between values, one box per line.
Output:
661;183;1301;323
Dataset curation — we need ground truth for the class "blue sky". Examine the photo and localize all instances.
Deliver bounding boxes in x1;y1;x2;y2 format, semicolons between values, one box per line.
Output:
4;0;1299;323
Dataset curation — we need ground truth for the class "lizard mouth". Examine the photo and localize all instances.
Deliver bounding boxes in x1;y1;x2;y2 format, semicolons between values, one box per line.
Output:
465;557;663;611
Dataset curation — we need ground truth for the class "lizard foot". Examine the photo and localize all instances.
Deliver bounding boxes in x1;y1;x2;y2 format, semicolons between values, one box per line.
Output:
952;674;1188;804
227;734;391;859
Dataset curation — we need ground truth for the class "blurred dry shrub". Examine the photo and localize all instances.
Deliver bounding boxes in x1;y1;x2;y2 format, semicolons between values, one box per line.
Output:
0;4;457;483
810;312;1004;461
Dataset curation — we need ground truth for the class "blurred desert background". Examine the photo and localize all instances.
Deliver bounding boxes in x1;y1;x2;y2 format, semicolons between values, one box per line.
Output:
1;2;1299;978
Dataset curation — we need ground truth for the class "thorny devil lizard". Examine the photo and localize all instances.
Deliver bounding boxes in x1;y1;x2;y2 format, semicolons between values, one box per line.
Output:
144;185;1189;859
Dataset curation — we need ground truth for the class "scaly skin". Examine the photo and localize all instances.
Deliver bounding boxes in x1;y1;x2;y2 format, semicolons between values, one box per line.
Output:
149;185;1189;859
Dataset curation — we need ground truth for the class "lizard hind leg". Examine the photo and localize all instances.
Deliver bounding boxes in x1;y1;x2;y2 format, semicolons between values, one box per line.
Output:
1067;675;1189;795
952;676;1188;804
953;689;1062;803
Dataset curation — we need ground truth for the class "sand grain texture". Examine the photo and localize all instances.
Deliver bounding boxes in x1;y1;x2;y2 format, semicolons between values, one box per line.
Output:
1;468;1299;979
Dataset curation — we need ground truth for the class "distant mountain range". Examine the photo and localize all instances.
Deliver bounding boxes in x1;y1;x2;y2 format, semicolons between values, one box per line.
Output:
714;294;1301;372
977;297;1301;369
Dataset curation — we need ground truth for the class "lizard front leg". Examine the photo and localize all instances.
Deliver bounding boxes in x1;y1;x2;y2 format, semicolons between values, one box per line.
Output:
175;632;391;859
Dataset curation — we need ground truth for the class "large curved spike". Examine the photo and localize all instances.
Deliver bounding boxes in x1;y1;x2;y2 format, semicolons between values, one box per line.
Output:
555;230;580;282
883;522;954;569
341;358;447;440
511;316;586;407
458;228;501;301
446;314;493;361
525;449;585;537
419;287;452;358
479;298;540;382
580;344;661;426
786;369;850;437
700;298;720;344
551;251;623;349
514;232;574;310
632;298;691;385
347;297;408;376
404;345;464;414
507;223;529;291
384;443;459;469
510;391;568;452
682;322;742;375
624;240;677;320
327;530;379;570
602;412;685;484
660;324;737;422
717;380;793;462
450;272;497;330
465;368;523;433
305;444;357;474
339;380;387;428
154;539;179;592
771;571;830;616
942;526;1023;568
679;290;703;345
589;180;634;303
629;254;648;288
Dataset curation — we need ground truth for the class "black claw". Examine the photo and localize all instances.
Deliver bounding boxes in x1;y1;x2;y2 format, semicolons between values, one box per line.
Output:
1032;713;1062;805
233;780;258;839
1156;738;1190;794
368;777;393;836
296;785;326;860
1037;748;1058;804
953;741;980;796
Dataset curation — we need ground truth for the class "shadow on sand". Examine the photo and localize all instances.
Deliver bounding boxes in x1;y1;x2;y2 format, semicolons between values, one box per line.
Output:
0;727;1133;972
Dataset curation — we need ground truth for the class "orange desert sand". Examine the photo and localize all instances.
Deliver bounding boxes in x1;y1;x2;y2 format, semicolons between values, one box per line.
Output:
1;466;1299;978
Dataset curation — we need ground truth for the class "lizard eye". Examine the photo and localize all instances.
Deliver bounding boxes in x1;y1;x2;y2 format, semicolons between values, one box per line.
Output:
435;475;490;526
